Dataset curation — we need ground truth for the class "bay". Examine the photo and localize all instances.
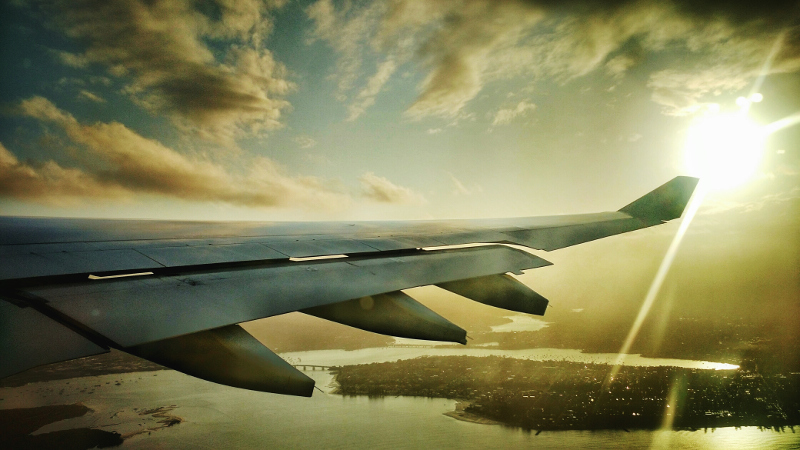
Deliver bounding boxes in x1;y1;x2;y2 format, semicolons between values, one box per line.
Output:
1;347;795;449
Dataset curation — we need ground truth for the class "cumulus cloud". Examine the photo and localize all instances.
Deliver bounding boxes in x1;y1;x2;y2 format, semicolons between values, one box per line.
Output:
34;0;293;144
12;97;349;209
360;172;426;204
491;100;536;126
307;0;800;120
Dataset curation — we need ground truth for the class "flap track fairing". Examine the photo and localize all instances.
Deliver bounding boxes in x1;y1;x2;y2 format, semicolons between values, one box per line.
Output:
437;274;549;316
125;324;314;397
302;291;467;344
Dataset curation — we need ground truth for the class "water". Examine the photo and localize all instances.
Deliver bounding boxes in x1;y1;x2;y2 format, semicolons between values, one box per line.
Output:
1;356;795;449
279;346;740;370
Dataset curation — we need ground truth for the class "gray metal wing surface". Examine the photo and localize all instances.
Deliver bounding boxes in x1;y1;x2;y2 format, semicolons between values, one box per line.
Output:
0;176;698;396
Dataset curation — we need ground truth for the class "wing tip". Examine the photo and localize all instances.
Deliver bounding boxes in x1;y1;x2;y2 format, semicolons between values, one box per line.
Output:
618;176;699;222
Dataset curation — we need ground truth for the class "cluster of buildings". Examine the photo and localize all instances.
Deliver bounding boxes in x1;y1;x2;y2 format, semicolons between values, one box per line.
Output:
334;356;799;430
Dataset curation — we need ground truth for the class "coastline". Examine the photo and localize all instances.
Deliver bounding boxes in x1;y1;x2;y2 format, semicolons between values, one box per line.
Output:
443;401;501;426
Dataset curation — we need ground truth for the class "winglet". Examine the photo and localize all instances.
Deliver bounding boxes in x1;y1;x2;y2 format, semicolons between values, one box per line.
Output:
619;176;699;222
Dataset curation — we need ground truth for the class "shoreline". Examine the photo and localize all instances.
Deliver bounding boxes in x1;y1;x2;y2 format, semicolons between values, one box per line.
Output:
443;401;502;425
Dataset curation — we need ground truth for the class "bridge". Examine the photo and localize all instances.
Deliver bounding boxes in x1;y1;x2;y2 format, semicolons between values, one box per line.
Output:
293;364;335;371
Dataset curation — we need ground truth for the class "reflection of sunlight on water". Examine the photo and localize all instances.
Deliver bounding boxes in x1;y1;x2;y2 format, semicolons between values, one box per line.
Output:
281;347;738;370
489;315;551;332
651;376;687;449
390;337;461;347
8;370;797;448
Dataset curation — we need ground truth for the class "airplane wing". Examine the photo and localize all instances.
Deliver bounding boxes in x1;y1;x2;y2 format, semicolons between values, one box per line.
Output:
0;176;698;396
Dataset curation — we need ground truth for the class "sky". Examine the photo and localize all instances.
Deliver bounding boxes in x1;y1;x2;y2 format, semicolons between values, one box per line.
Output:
0;0;797;222
1;1;799;366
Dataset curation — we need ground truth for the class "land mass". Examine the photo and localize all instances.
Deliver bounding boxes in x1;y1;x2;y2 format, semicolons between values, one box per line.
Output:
0;404;123;449
333;356;800;431
0;350;165;388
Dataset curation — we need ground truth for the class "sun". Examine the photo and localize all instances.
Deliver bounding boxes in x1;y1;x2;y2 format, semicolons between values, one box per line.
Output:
684;112;767;189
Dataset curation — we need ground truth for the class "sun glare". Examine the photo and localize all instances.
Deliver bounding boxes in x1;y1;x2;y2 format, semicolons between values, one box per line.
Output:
684;112;767;189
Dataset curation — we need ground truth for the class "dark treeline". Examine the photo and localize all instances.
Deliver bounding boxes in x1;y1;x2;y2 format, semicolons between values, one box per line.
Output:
334;356;800;431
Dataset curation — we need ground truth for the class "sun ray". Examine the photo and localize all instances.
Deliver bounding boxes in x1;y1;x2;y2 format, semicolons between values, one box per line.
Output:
766;111;800;134
604;182;707;387
604;28;799;393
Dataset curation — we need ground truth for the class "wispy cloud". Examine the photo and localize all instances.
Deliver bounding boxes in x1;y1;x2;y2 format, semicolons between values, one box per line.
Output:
447;172;482;196
491;100;536;127
77;90;106;103
360;172;426;204
307;0;800;121
347;58;397;121
306;0;387;98
294;135;318;149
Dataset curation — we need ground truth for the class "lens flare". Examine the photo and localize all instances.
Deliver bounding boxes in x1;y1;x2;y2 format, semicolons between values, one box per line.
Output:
604;182;706;387
684;113;766;190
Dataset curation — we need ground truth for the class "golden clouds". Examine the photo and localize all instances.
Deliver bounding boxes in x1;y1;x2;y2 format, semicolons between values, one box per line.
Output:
7;97;349;209
38;0;293;144
307;0;800;120
360;172;427;204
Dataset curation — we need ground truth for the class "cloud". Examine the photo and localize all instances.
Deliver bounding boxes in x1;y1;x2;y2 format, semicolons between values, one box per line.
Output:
447;172;482;196
448;172;470;196
605;54;638;78
391;0;544;119
12;96;349;209
491;100;536;126
54;51;89;68
347;58;397;121
294;135;317;149
647;68;749;116
306;0;387;96
77;90;105;103
307;0;800;120
0;141;128;205
359;172;426;204
35;0;293;144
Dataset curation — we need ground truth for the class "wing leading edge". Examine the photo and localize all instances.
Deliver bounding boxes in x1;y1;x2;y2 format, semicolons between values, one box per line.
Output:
0;176;698;395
